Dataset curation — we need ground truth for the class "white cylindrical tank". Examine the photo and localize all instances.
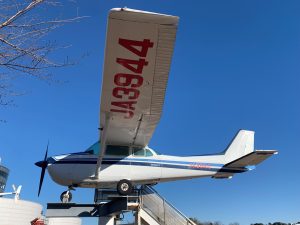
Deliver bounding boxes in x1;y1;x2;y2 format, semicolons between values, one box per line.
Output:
47;218;81;225
0;198;42;225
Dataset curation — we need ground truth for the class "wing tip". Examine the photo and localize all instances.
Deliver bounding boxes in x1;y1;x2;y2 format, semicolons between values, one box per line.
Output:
109;8;179;25
255;150;279;155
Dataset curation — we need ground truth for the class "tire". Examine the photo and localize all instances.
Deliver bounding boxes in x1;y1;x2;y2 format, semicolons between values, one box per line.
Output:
117;179;133;196
60;191;72;203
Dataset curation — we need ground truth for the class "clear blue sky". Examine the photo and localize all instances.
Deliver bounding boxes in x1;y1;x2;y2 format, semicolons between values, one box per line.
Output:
1;1;299;224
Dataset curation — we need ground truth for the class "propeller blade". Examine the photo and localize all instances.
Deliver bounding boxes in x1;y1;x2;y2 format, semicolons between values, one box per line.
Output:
44;141;49;161
36;142;49;197
38;167;46;197
16;185;22;195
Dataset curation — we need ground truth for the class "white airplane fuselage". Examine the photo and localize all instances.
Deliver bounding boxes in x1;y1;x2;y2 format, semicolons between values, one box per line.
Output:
46;149;247;189
36;130;277;195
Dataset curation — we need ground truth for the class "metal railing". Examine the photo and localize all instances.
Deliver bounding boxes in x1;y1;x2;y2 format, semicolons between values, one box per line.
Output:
140;186;196;225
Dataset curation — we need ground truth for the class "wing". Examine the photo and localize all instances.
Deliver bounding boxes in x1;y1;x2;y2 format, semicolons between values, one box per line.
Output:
95;8;179;174
100;8;179;147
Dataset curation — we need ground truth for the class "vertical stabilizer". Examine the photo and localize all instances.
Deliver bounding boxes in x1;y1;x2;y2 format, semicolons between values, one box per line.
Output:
224;130;254;163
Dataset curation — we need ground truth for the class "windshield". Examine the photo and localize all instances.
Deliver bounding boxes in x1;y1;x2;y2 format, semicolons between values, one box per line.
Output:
132;147;154;157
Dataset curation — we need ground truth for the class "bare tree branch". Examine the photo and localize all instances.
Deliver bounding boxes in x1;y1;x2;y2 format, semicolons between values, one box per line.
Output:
0;0;43;29
0;0;86;107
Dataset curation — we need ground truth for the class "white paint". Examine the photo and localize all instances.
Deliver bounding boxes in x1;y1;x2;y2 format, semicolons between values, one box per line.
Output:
47;218;81;225
0;198;42;225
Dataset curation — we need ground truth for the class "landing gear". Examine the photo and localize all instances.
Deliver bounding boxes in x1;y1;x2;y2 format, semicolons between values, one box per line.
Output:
60;186;75;203
117;179;133;196
60;191;72;203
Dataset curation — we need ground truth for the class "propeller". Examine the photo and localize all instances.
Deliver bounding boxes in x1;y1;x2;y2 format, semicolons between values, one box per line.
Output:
35;142;49;197
12;184;22;200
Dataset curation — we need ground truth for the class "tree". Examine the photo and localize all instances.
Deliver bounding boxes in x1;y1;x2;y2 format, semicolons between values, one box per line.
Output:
189;218;224;225
190;217;204;225
0;0;85;106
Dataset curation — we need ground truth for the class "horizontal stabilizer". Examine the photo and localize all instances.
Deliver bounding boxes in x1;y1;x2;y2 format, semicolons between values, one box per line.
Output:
213;150;277;179
213;131;277;179
225;150;278;168
212;173;233;179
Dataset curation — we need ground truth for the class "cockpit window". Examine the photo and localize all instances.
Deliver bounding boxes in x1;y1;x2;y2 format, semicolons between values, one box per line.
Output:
133;147;154;157
85;141;100;155
85;142;156;157
145;149;153;157
105;145;129;156
133;147;145;156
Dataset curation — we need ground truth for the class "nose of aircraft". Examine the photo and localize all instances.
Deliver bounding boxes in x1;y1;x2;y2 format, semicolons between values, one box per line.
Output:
35;160;46;168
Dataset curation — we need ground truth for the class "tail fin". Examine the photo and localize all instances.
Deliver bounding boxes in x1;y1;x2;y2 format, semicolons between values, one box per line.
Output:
224;130;254;163
213;130;277;179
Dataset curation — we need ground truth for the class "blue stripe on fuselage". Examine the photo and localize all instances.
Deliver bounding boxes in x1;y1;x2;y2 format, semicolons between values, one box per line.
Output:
51;155;247;173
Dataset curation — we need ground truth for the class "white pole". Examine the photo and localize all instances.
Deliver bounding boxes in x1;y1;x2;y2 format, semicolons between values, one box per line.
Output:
135;210;141;225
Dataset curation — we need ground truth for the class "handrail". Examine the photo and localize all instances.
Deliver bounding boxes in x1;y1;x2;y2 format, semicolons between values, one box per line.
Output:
140;185;196;225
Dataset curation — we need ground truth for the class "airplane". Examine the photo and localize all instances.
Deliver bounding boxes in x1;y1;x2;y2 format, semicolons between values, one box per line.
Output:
35;8;278;202
0;185;22;200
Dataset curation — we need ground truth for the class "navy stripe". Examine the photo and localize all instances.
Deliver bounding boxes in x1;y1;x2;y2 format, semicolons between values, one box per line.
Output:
52;159;246;173
54;157;224;167
217;167;248;173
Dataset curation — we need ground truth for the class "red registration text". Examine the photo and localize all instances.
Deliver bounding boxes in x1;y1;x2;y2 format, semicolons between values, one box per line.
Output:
110;38;154;119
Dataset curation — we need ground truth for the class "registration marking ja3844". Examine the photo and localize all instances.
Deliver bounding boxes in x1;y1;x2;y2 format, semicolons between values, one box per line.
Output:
110;38;154;119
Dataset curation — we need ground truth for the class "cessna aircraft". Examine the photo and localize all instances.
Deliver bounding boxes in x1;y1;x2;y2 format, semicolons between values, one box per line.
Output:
35;8;277;202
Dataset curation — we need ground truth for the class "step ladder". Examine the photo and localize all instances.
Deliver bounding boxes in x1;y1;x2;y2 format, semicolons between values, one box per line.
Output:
46;185;196;225
137;185;196;225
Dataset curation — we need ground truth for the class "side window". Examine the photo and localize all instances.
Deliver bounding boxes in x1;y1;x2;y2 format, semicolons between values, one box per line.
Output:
105;145;129;156
133;147;145;157
85;141;100;155
145;149;153;157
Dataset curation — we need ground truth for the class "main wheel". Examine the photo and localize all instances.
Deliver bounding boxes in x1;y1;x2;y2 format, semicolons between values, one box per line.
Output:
60;191;72;203
117;179;133;196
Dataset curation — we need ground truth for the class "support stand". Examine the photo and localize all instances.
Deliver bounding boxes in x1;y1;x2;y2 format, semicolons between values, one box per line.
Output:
45;186;195;225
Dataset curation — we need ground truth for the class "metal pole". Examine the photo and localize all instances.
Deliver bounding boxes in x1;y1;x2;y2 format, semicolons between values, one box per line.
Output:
135;210;141;225
163;198;166;225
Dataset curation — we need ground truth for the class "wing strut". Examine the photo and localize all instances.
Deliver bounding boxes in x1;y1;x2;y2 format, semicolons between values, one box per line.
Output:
95;113;110;178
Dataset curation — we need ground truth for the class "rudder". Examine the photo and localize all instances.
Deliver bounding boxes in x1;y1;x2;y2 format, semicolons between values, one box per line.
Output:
224;130;254;163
